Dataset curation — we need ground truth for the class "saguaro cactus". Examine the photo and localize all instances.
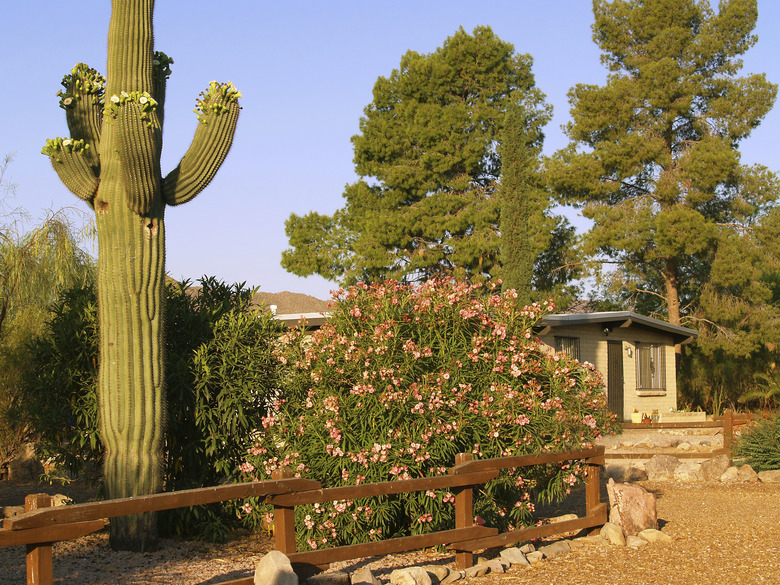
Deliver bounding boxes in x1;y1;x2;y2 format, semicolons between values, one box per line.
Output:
42;0;240;551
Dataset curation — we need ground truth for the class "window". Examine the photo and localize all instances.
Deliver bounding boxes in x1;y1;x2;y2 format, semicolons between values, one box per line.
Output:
555;336;580;361
636;342;665;391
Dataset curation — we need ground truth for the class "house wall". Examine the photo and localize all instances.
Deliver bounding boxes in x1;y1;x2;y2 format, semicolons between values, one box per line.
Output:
538;324;678;422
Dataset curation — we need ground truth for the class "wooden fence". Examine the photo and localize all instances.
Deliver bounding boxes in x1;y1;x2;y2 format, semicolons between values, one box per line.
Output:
610;409;752;460
0;446;605;585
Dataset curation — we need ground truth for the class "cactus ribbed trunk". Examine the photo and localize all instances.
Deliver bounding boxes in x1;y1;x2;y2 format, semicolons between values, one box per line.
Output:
98;0;164;552
44;0;240;552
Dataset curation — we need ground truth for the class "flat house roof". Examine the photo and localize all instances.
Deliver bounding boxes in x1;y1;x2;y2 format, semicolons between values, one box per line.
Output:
537;311;699;346
274;312;329;329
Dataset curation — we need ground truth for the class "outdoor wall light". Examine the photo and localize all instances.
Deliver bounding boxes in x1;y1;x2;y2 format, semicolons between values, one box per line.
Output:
625;344;633;358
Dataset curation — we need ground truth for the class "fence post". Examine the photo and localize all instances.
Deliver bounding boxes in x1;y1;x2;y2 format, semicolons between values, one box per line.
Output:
723;409;734;456
272;468;296;555
453;453;473;570
585;460;601;519
25;493;53;585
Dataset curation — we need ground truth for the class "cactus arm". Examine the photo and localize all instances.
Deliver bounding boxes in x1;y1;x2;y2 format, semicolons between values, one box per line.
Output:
58;63;104;173
162;82;241;206
41;138;99;204
104;92;162;215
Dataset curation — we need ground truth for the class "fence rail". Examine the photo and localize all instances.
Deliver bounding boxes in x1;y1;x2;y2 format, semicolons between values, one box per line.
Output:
610;409;752;459
1;446;605;585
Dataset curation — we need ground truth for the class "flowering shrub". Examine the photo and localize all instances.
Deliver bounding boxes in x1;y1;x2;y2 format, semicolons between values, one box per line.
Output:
237;279;616;549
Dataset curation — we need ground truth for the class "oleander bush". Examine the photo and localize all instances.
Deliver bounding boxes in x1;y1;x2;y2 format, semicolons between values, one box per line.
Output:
237;279;616;549
733;413;780;472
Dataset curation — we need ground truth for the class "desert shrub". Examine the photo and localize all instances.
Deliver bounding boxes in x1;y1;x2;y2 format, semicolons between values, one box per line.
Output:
237;279;616;550
21;276;285;540
733;414;780;472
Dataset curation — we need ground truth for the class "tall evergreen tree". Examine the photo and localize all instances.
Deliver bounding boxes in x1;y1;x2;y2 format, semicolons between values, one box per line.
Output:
283;27;553;286
547;0;777;330
498;100;551;305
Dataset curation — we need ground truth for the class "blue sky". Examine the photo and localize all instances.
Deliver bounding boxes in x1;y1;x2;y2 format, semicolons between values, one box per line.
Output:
2;1;778;300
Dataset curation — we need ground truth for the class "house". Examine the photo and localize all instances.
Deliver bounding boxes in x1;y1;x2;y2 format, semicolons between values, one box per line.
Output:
536;311;698;422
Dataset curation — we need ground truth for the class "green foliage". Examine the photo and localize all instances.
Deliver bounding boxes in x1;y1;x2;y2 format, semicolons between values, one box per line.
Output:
733;415;780;472
547;0;778;328
498;99;550;305
0;153;95;472
237;279;616;549
283;27;560;287
21;277;285;540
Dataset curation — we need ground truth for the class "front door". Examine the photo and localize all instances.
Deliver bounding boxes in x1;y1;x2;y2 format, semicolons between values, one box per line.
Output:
607;340;624;419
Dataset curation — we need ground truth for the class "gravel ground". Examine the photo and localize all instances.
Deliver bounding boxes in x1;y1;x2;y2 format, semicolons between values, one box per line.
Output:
2;479;779;584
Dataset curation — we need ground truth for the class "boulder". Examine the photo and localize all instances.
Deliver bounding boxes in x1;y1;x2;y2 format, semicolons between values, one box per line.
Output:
645;455;682;481
626;535;648;548
254;551;298;585
538;540;571;559
599;522;626;546
737;464;759;483
499;547;529;566
638;528;672;543
606;478;658;536
390;567;432;585
463;564;488;578
674;461;702;483
307;572;349;585
440;571;464;585
701;454;731;482
423;566;450;582
351;568;381;585
720;466;741;483
525;551;545;563
758;469;780;483
625;465;649;482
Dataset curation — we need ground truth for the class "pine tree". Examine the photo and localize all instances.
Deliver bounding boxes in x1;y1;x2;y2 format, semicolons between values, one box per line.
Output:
283;27;552;286
547;0;777;331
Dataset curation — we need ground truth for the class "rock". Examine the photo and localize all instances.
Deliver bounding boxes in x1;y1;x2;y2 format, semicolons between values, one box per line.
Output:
547;513;581;537
570;535;604;548
758;469;780;483
307;572;349;585
526;551;544;563
625;465;648;482
351;568;381;585
538;540;571;559
645;454;682;481
737;464;759;483
599;522;626;546
463;564;488;578
500;547;530;566
423;566;450;582
626;535;648;548
638;528;672;543
674;461;702;483
51;494;73;507
720;466;741;483
606;478;658;536
440;571;463;585
254;551;298;585
2;505;25;519
390;567;432;585
7;460;32;481
701;454;731;482
676;442;692;451
518;543;535;554
485;559;505;574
